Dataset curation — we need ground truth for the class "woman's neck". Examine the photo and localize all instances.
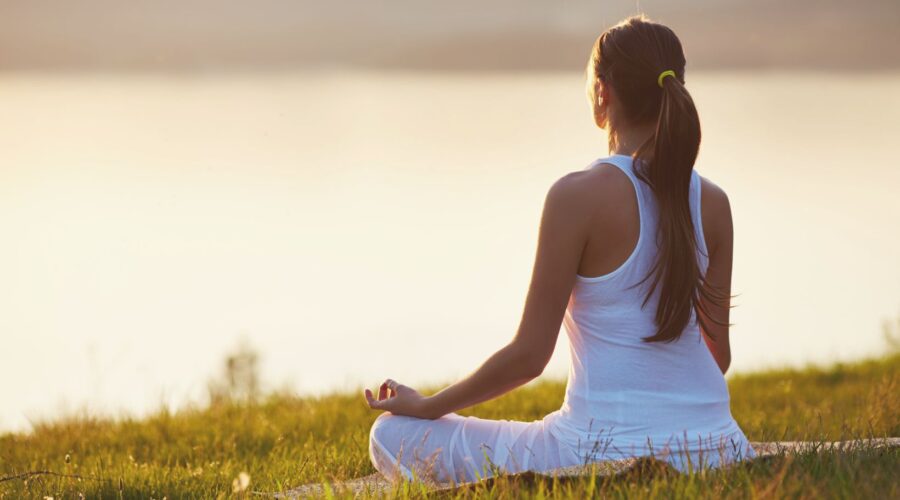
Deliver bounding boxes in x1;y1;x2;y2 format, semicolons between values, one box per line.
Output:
608;122;656;157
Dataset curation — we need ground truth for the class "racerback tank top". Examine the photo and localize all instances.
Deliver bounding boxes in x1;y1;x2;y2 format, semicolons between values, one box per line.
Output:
544;154;756;471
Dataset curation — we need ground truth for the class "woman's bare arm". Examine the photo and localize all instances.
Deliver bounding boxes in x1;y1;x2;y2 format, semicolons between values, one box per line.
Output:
698;178;733;374
365;172;592;418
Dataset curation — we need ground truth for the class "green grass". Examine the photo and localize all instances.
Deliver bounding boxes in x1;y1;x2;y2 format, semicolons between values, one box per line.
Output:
1;353;898;499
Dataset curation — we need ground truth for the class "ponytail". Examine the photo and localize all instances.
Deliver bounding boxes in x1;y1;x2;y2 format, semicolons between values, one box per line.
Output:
635;71;708;342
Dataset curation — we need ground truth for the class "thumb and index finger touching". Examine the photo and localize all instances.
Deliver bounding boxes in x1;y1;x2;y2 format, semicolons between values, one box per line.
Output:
364;378;400;410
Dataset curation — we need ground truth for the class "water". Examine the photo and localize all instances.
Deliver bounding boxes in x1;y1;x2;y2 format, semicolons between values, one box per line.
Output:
1;70;898;432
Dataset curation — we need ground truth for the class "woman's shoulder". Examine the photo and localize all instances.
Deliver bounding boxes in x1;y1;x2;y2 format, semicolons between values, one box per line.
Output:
548;162;635;209
698;174;733;253
699;175;730;207
698;175;731;219
538;163;638;242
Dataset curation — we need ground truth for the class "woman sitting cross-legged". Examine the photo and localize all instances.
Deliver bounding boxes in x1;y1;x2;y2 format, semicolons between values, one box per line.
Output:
364;15;757;485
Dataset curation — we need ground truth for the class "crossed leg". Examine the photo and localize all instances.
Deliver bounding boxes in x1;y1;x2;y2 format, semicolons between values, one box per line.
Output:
369;412;567;485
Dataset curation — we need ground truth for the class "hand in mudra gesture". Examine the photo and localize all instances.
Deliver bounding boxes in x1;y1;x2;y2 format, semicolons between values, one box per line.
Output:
364;379;439;419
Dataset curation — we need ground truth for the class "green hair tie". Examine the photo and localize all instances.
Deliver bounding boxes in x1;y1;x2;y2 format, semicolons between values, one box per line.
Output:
657;70;676;88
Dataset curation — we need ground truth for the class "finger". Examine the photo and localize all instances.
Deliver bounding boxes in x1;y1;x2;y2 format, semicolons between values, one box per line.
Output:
366;389;392;411
378;382;388;401
383;379;399;399
386;379;399;398
364;389;380;409
370;398;392;412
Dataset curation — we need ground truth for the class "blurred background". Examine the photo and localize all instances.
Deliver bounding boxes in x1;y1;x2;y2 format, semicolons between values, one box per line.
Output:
1;0;898;432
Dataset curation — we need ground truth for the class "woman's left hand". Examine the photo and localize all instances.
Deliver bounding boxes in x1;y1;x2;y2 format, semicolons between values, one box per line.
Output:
364;379;440;419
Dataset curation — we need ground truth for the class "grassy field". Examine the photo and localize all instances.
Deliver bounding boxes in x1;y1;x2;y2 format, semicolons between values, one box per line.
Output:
1;353;897;499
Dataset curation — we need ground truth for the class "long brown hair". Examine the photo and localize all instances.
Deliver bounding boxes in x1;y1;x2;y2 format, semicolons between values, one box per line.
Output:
589;15;728;343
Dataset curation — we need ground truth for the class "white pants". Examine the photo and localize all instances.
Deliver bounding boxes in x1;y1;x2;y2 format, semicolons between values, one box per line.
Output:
368;411;757;485
368;412;577;485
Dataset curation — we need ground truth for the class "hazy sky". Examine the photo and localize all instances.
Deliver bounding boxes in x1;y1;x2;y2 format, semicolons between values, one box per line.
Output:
1;0;899;72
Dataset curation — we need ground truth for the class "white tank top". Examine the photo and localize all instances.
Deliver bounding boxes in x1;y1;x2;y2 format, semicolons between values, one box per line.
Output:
545;154;756;469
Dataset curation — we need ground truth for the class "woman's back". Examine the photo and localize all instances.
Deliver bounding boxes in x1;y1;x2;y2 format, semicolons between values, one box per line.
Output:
545;154;753;469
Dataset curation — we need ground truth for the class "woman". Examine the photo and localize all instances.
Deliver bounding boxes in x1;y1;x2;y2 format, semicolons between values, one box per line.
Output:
364;15;756;484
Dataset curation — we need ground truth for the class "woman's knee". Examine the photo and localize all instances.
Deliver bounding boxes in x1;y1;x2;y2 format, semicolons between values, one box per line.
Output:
369;412;405;480
370;412;395;445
